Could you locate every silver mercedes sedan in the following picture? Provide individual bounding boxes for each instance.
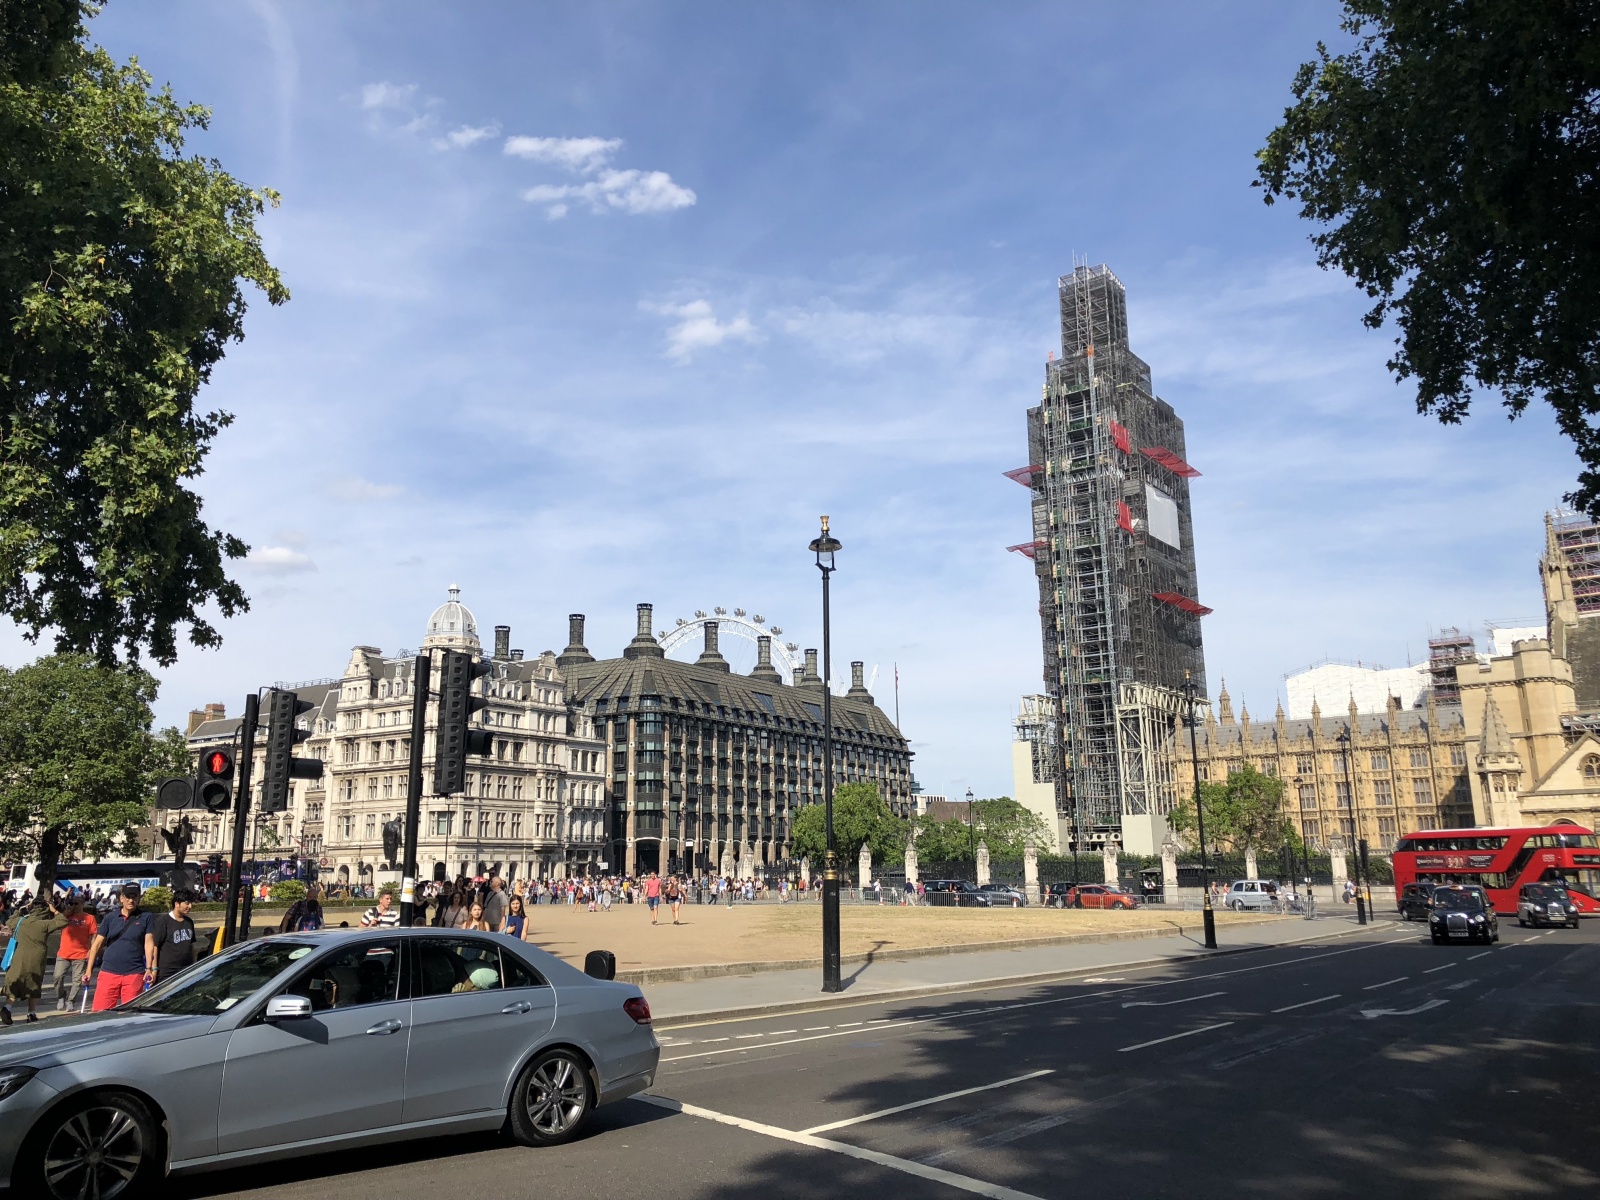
[0,928,659,1199]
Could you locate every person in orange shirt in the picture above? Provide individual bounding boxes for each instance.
[54,893,97,1011]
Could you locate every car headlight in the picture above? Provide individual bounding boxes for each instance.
[0,1066,38,1102]
[1469,914,1485,923]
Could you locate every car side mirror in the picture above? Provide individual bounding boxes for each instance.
[265,994,314,1022]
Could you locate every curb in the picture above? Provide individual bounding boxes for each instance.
[617,913,1293,987]
[651,917,1393,1029]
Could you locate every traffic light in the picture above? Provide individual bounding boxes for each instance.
[156,776,195,810]
[434,649,494,795]
[197,747,235,814]
[262,688,323,813]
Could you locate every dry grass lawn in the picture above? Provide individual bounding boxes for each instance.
[515,899,1287,972]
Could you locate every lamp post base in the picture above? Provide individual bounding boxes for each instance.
[1355,892,1368,925]
[1201,894,1218,949]
[821,868,841,992]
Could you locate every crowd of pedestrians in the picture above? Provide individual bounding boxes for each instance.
[1,882,197,1025]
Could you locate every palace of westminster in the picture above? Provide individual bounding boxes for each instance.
[184,592,913,883]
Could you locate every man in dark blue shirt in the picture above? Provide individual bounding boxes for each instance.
[84,884,156,1010]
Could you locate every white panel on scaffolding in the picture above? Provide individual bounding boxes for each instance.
[1145,484,1180,548]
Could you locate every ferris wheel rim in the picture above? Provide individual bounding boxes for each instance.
[657,611,803,677]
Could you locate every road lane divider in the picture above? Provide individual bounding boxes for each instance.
[1117,1022,1235,1052]
[635,1094,1050,1200]
[1359,998,1449,1020]
[1121,990,1225,1009]
[1362,976,1408,990]
[1271,993,1341,1013]
[1422,963,1457,974]
[800,1069,1055,1135]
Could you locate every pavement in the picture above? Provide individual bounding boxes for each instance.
[130,908,1600,1200]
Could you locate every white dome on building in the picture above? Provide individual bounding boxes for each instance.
[422,584,480,651]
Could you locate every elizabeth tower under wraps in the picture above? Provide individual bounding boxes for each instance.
[1011,265,1209,852]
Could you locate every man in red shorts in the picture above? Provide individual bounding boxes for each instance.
[84,884,156,1010]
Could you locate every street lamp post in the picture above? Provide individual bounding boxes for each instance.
[1338,727,1368,926]
[810,516,843,993]
[966,787,976,869]
[1184,671,1218,949]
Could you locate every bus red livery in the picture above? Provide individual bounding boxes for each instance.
[1392,825,1600,916]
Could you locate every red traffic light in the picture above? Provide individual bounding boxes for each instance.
[205,749,233,777]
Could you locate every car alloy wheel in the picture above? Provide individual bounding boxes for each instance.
[510,1049,596,1147]
[30,1095,157,1200]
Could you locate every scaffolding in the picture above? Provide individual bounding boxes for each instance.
[1014,694,1057,786]
[1552,509,1600,615]
[1021,265,1208,837]
[1427,627,1476,704]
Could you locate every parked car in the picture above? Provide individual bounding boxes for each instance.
[1429,883,1500,944]
[978,883,1027,907]
[1398,881,1436,921]
[0,929,659,1199]
[1223,880,1280,911]
[1048,884,1140,910]
[1517,882,1581,928]
[922,880,993,907]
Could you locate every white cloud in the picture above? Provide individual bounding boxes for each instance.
[503,135,622,173]
[522,169,697,218]
[360,81,417,111]
[435,122,501,151]
[651,299,759,362]
[244,546,317,574]
[327,477,403,502]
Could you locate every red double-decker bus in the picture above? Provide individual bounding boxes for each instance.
[1392,825,1600,916]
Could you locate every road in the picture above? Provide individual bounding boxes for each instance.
[172,919,1600,1200]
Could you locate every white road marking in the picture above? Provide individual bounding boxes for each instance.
[700,1037,729,1043]
[1468,951,1492,961]
[803,1026,830,1031]
[1122,990,1225,1009]
[663,1021,918,1061]
[768,1029,797,1035]
[636,1094,1049,1200]
[1360,999,1448,1020]
[1118,1022,1235,1053]
[1082,977,1126,983]
[1362,976,1408,990]
[735,1034,765,1040]
[1271,993,1340,1013]
[1422,963,1457,974]
[1443,980,1474,991]
[800,1069,1055,1135]
[836,1022,863,1028]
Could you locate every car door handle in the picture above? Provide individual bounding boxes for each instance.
[365,1018,404,1035]
[501,1001,533,1015]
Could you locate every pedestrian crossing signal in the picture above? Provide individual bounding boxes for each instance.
[198,748,235,813]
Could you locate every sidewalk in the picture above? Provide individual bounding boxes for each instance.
[645,911,1396,1027]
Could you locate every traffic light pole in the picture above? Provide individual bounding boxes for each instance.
[400,653,431,926]
[222,693,259,949]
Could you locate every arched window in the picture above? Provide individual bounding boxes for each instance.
[1583,755,1600,781]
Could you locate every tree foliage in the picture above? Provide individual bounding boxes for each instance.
[1,1,287,664]
[1168,764,1296,856]
[912,797,1054,861]
[0,654,181,886]
[1257,1,1600,515]
[789,782,909,866]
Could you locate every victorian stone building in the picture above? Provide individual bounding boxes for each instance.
[185,588,607,885]
[180,590,912,882]
[1173,508,1600,853]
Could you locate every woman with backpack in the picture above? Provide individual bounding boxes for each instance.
[277,885,326,934]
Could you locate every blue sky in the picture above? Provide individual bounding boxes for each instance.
[4,1,1575,799]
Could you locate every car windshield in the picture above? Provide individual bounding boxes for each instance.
[1433,890,1485,912]
[1523,885,1561,901]
[124,940,319,1015]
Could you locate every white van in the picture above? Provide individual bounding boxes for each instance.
[1224,879,1279,911]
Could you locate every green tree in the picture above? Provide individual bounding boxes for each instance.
[0,653,179,887]
[789,782,908,866]
[1169,765,1295,857]
[1257,1,1600,516]
[971,797,1053,858]
[911,816,979,862]
[1,1,287,664]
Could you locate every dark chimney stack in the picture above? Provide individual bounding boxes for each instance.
[494,624,511,660]
[696,620,731,672]
[511,649,524,662]
[624,602,665,659]
[557,613,595,669]
[846,660,873,701]
[750,634,783,685]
